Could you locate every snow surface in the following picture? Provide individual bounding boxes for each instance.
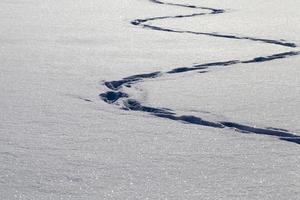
[0,0,300,199]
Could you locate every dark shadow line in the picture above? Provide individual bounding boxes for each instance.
[104,50,299,90]
[99,0,300,145]
[119,99,300,145]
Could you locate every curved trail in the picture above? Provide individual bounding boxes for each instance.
[100,0,300,145]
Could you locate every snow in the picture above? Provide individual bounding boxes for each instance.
[0,0,300,199]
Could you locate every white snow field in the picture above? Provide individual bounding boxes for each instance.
[1,0,300,199]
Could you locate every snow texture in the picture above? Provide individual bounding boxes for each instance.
[1,0,300,199]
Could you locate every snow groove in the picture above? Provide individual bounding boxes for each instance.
[100,0,300,145]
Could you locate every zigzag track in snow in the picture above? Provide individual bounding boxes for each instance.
[100,0,300,145]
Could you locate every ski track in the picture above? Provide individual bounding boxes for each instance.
[100,0,300,145]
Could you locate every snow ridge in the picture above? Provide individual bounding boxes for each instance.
[100,0,300,145]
